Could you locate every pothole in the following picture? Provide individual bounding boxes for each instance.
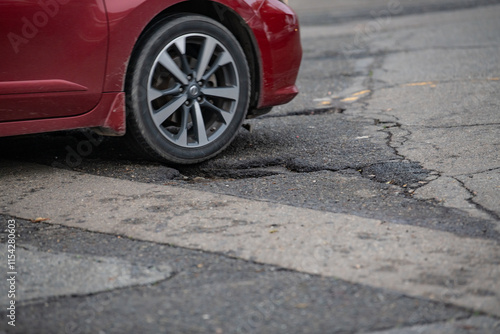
[259,107,345,118]
[359,161,432,189]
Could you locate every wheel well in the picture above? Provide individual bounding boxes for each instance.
[128,0,261,112]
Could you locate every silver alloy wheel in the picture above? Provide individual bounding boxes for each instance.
[147,33,240,148]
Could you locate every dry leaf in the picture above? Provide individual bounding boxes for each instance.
[31,217,49,223]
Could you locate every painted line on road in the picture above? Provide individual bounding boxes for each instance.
[340,89,371,102]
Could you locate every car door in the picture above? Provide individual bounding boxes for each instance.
[0,0,108,122]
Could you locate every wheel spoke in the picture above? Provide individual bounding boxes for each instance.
[148,84,182,101]
[174,36,186,55]
[152,94,187,127]
[202,51,233,81]
[158,52,189,85]
[203,100,233,124]
[192,101,209,145]
[196,37,217,81]
[174,36,191,72]
[175,105,190,146]
[202,86,239,100]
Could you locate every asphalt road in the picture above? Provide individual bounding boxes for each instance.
[1,1,500,333]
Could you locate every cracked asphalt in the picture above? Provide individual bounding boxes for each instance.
[1,0,500,333]
[0,217,476,334]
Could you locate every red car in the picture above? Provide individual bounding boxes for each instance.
[0,0,301,164]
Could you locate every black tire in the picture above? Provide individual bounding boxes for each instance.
[126,14,250,164]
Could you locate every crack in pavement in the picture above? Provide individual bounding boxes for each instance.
[257,106,345,119]
[19,272,180,308]
[455,166,500,177]
[339,15,500,222]
[358,105,500,222]
[452,176,500,221]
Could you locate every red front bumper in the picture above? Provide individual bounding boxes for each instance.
[246,0,302,108]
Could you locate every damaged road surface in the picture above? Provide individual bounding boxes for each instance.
[1,1,500,333]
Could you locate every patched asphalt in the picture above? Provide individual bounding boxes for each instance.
[1,216,473,334]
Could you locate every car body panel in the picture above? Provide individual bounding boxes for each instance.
[250,0,301,107]
[0,92,125,137]
[0,0,301,137]
[0,0,108,122]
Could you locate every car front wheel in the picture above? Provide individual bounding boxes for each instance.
[126,14,250,164]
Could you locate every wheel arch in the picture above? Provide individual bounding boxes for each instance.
[119,0,262,117]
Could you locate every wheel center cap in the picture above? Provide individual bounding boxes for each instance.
[188,85,200,97]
